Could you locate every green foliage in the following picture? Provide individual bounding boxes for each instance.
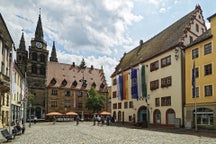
[85,87,105,113]
[27,91,34,106]
[79,58,86,69]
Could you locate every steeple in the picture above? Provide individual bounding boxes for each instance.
[18,31,26,50]
[50,41,58,62]
[35,12,44,42]
[16,31,28,75]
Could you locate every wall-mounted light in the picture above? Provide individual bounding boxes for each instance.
[174,47,179,60]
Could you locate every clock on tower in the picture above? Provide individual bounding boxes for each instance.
[36,42,42,48]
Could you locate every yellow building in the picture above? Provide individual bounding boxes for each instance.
[0,13,14,128]
[185,13,216,129]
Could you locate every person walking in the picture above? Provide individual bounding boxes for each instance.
[106,115,110,126]
[34,116,37,124]
[93,114,96,126]
[76,115,80,125]
[53,116,56,125]
[97,115,101,126]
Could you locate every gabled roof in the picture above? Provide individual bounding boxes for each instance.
[111,6,202,77]
[187,29,212,47]
[0,13,14,46]
[46,62,108,92]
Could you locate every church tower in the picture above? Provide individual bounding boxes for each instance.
[49,41,58,62]
[16,32,28,75]
[27,13,49,119]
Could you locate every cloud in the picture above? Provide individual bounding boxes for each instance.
[0,0,144,85]
[159,7,167,13]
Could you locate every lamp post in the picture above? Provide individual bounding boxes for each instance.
[29,102,32,127]
[145,99,150,128]
[79,67,87,121]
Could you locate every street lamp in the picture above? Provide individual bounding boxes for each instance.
[29,102,32,127]
[79,67,87,121]
[145,96,150,128]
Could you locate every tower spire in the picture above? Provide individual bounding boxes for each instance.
[19,30,26,50]
[35,8,44,42]
[50,41,58,62]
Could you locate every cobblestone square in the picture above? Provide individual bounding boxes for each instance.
[1,122,215,144]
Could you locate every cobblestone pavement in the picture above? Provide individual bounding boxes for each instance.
[0,122,216,144]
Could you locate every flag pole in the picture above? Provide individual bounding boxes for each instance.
[193,61,198,131]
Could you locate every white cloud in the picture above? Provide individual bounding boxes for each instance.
[0,0,144,86]
[159,7,167,13]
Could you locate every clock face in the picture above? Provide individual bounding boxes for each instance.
[36,42,42,48]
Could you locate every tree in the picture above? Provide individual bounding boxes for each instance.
[85,87,105,113]
[27,92,34,106]
[79,58,86,69]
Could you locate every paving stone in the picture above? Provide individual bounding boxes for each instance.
[1,122,215,144]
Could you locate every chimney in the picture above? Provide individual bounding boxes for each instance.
[140,40,143,46]
[72,62,75,67]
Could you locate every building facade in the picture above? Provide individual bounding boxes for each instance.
[16,14,48,119]
[111,5,206,127]
[0,13,14,128]
[185,13,216,129]
[16,13,108,120]
[46,59,108,119]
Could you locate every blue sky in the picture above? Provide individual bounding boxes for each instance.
[0,0,215,86]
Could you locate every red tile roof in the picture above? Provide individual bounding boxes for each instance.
[46,62,108,92]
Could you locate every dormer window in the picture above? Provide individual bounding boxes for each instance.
[50,78,56,85]
[62,79,67,86]
[82,80,87,88]
[72,80,77,87]
[92,82,96,88]
[100,83,105,89]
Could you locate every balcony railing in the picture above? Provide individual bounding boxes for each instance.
[0,73,10,93]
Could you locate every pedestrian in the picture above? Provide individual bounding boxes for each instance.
[97,115,101,126]
[34,116,37,124]
[53,116,56,124]
[106,115,110,126]
[76,115,80,125]
[93,114,96,126]
[101,116,104,126]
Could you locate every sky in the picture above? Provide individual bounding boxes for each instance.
[0,0,215,86]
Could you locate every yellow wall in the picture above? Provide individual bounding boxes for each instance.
[185,15,216,105]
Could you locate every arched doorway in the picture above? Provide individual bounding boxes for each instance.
[154,109,161,125]
[166,108,175,125]
[118,111,121,122]
[35,107,41,119]
[137,106,149,127]
[113,111,116,119]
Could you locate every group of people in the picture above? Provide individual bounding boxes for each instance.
[12,121,25,135]
[93,115,112,126]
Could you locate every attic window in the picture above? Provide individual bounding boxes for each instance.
[62,79,67,86]
[72,80,77,87]
[100,83,105,89]
[92,82,96,88]
[50,78,56,85]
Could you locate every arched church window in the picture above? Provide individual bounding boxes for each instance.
[40,54,45,62]
[40,66,45,75]
[32,52,37,61]
[22,56,25,61]
[32,65,37,74]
